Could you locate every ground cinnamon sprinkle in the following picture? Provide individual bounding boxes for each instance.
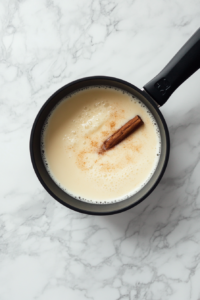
[77,150,88,171]
[110,121,116,128]
[91,140,98,147]
[76,111,143,171]
[102,131,109,137]
[126,154,132,162]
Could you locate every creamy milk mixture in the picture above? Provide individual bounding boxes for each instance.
[41,87,161,203]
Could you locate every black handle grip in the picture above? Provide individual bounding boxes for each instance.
[143,28,200,106]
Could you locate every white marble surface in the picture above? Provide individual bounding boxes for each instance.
[1,0,200,299]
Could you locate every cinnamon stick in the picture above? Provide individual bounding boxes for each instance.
[99,115,143,153]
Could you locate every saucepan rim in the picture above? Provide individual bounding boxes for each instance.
[30,75,170,215]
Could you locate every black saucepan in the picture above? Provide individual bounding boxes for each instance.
[30,28,200,215]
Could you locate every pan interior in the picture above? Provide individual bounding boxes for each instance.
[30,77,169,215]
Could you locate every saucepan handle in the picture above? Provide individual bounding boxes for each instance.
[143,28,200,106]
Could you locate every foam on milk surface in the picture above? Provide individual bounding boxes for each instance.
[41,86,161,204]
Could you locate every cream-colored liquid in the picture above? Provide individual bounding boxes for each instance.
[41,87,161,203]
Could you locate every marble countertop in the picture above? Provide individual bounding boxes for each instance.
[1,0,200,299]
